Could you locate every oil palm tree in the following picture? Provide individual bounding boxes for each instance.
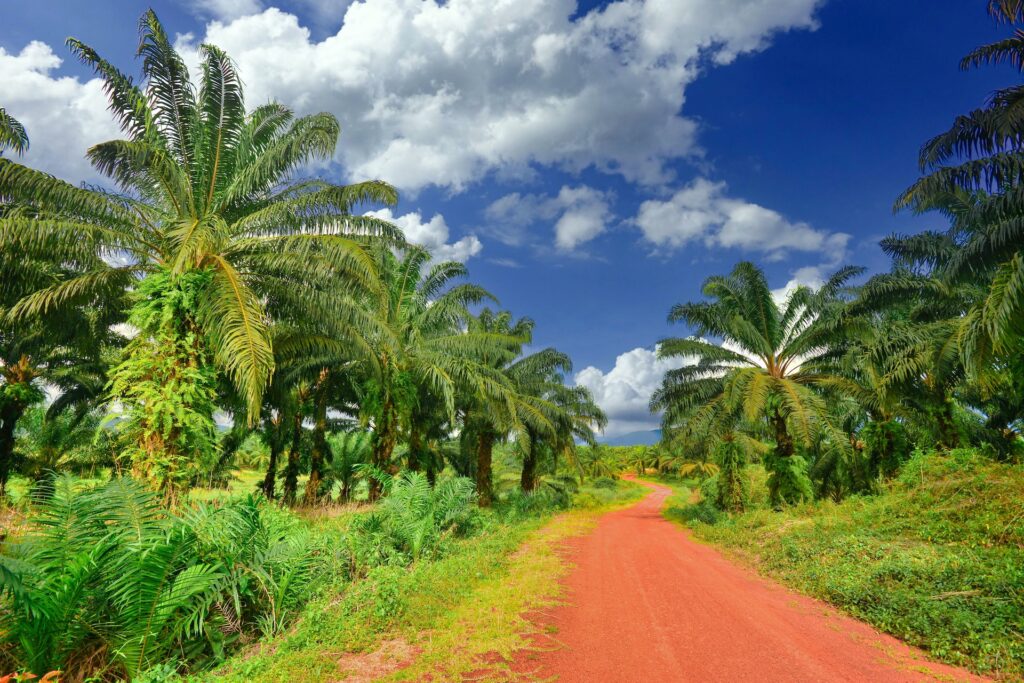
[896,5,1024,385]
[0,10,400,422]
[652,262,861,505]
[515,357,606,492]
[458,309,560,505]
[0,107,28,156]
[348,246,519,499]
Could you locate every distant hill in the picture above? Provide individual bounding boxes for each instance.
[599,429,661,447]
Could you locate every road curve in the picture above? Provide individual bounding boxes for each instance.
[513,479,989,683]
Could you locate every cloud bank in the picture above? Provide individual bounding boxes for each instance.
[2,0,822,190]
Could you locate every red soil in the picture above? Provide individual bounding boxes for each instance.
[512,479,990,683]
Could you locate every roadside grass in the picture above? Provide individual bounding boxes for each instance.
[666,450,1024,679]
[197,477,644,682]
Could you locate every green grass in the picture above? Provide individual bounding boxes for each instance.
[195,476,644,682]
[669,450,1024,680]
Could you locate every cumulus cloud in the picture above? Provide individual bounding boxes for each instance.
[3,0,822,191]
[770,264,828,303]
[172,0,822,192]
[367,208,482,263]
[575,346,692,438]
[0,42,118,182]
[634,178,849,262]
[484,185,612,251]
[188,0,264,21]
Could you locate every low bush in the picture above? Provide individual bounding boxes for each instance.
[347,472,479,572]
[0,477,329,681]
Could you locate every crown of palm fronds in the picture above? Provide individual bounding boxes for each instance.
[895,11,1024,377]
[0,107,28,156]
[653,261,861,449]
[0,10,402,419]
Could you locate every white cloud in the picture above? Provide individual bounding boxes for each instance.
[634,178,849,262]
[188,0,264,21]
[770,264,827,304]
[173,0,822,192]
[3,0,822,191]
[0,42,118,182]
[484,184,612,251]
[367,208,482,263]
[575,345,692,438]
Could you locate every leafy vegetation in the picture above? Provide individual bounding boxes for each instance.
[668,450,1024,678]
[2,2,1024,681]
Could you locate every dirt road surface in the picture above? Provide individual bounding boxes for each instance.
[513,479,989,683]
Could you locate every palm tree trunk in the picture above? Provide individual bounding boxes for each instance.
[936,398,960,451]
[520,434,538,492]
[304,375,329,504]
[261,414,283,499]
[476,429,495,506]
[369,396,398,501]
[0,400,26,499]
[283,410,302,505]
[771,408,794,458]
[262,439,280,499]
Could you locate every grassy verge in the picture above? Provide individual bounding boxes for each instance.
[198,477,644,682]
[663,451,1024,679]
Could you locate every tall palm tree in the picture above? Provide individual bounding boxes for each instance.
[0,10,400,421]
[896,5,1024,384]
[513,353,605,492]
[346,246,519,499]
[863,193,1012,450]
[0,107,28,156]
[652,262,861,506]
[458,309,554,505]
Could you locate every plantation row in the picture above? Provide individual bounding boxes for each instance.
[0,10,604,509]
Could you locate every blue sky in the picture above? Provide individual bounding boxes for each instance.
[0,0,1010,436]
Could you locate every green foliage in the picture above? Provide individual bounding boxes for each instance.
[0,477,327,679]
[862,420,912,480]
[14,405,107,482]
[764,451,814,507]
[680,450,1024,677]
[348,472,479,570]
[713,439,748,512]
[0,107,29,156]
[107,271,219,500]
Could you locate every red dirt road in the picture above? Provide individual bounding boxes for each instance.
[515,480,989,683]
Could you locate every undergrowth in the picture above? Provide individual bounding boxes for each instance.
[670,449,1024,679]
[196,476,643,681]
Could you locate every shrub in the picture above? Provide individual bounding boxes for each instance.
[0,477,323,679]
[713,439,747,512]
[348,472,478,571]
[764,452,814,507]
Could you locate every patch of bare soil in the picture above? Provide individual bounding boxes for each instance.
[333,638,420,683]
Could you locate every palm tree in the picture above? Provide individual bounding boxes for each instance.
[896,5,1024,386]
[458,309,558,505]
[515,359,606,492]
[652,262,861,506]
[0,263,122,498]
[861,198,999,450]
[346,246,519,499]
[0,107,28,156]
[0,10,400,422]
